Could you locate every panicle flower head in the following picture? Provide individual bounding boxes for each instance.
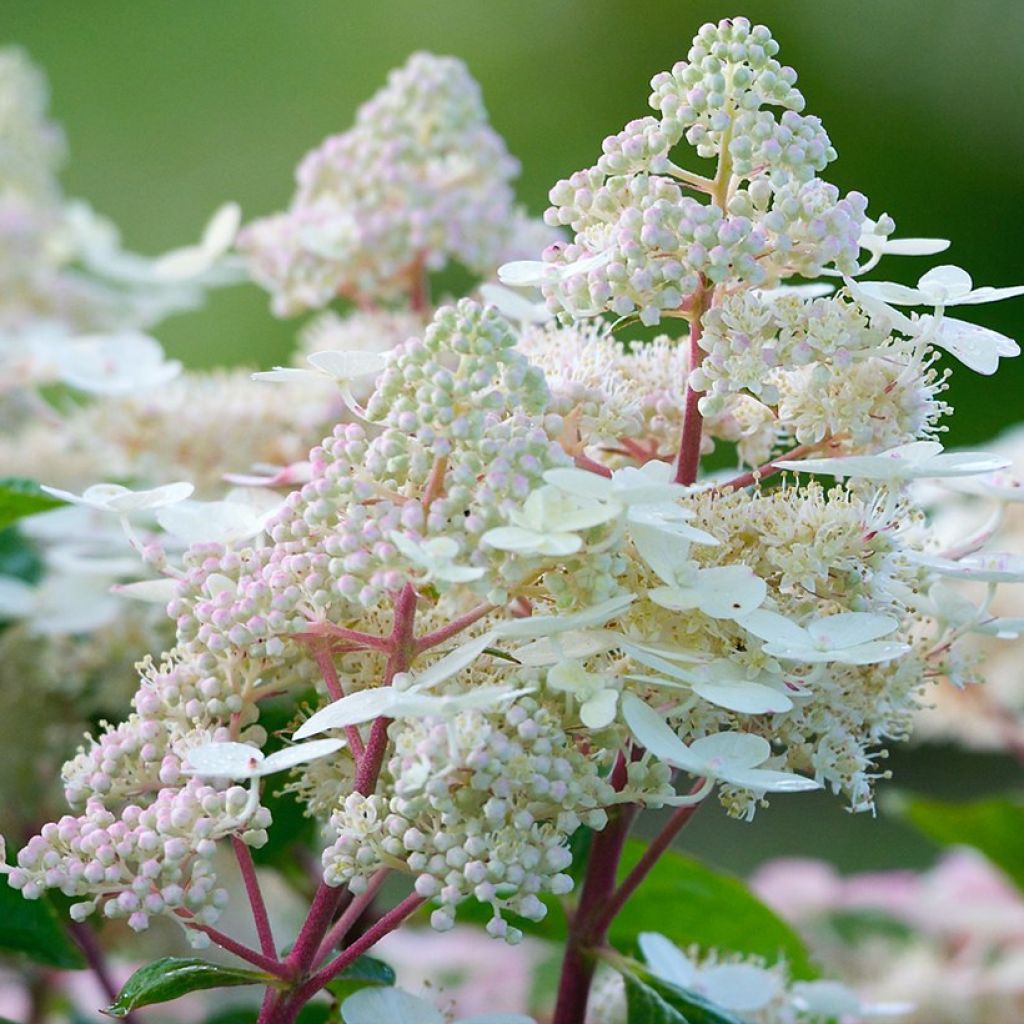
[239,53,523,315]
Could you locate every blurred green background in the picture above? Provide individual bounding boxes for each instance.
[4,0,1023,874]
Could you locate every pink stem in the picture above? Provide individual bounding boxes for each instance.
[309,642,366,760]
[415,602,496,654]
[232,836,276,959]
[295,622,392,652]
[290,894,426,1010]
[594,781,706,934]
[551,757,637,1024]
[184,921,291,978]
[673,288,709,486]
[313,868,390,966]
[259,584,420,1023]
[574,452,613,477]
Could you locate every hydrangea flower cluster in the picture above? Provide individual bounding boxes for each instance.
[239,52,547,316]
[2,18,1023,1024]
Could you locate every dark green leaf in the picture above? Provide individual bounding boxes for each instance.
[642,975,745,1024]
[203,1007,332,1024]
[324,954,395,1002]
[0,526,43,584]
[888,792,1024,892]
[251,784,316,869]
[105,957,278,1017]
[609,840,817,980]
[0,883,85,969]
[0,478,63,532]
[624,972,692,1024]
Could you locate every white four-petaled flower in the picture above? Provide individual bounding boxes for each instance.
[640,932,784,1014]
[622,693,820,793]
[482,485,618,556]
[741,609,909,665]
[341,987,534,1024]
[389,532,485,584]
[183,738,344,780]
[775,441,1008,481]
[856,265,1024,308]
[547,659,620,728]
[41,481,195,514]
[60,332,182,395]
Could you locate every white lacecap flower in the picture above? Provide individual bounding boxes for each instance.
[59,332,182,395]
[622,693,820,793]
[856,264,1024,308]
[639,932,784,1014]
[543,464,720,546]
[512,628,622,666]
[111,578,180,604]
[482,484,619,556]
[621,641,792,714]
[906,550,1024,583]
[294,673,534,739]
[941,468,1024,502]
[847,276,1019,375]
[498,250,612,289]
[754,282,835,301]
[156,491,283,546]
[153,202,241,281]
[341,987,534,1024]
[648,564,768,621]
[252,349,387,420]
[41,481,195,514]
[856,217,949,260]
[775,440,1009,481]
[790,980,914,1019]
[0,571,121,636]
[389,532,485,584]
[741,609,909,665]
[547,659,620,728]
[182,738,345,780]
[492,593,636,640]
[478,283,552,326]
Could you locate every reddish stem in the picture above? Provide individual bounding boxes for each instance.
[415,602,496,654]
[259,584,420,1024]
[295,622,392,652]
[574,452,613,477]
[232,836,276,959]
[673,289,709,486]
[551,757,637,1024]
[309,641,365,760]
[184,921,291,978]
[313,869,390,966]
[714,441,824,492]
[595,782,706,934]
[289,894,426,1012]
[409,253,431,315]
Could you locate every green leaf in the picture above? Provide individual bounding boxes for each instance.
[624,972,692,1024]
[106,957,279,1017]
[0,883,85,969]
[609,840,817,980]
[888,792,1024,892]
[0,478,63,532]
[641,975,745,1024]
[0,526,43,584]
[324,954,396,1002]
[203,1007,332,1024]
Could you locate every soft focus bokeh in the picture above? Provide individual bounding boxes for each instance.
[3,0,1022,877]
